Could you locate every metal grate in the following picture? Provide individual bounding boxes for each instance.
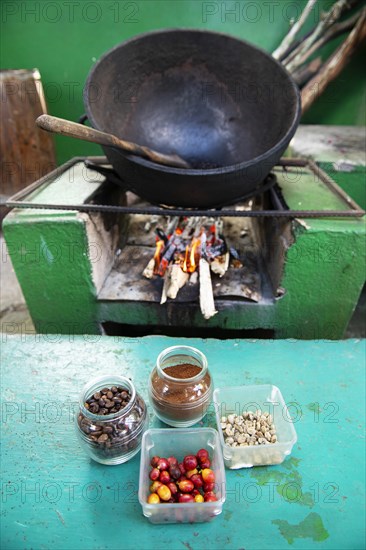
[6,157,365,218]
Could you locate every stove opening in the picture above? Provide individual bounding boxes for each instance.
[86,172,292,335]
[102,322,275,340]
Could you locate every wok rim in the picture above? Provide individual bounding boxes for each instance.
[84,28,302,176]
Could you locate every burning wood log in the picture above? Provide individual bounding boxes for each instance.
[199,233,217,320]
[199,258,218,320]
[142,238,164,280]
[166,216,180,236]
[210,252,230,278]
[189,272,198,285]
[157,243,176,276]
[142,258,155,279]
[160,264,172,305]
[167,264,189,299]
[143,216,247,318]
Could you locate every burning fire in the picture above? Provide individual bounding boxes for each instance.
[151,221,233,278]
[153,239,165,273]
[183,238,201,273]
[142,217,245,320]
[142,217,246,320]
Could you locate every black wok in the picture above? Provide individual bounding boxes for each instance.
[84,29,301,208]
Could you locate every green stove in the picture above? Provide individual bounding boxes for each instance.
[3,150,365,340]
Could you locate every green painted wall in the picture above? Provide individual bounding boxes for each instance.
[1,0,365,165]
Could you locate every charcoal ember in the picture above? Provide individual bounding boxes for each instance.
[229,246,241,260]
[229,246,243,268]
[207,240,227,260]
[155,227,168,244]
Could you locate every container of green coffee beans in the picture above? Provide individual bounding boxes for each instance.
[76,375,148,465]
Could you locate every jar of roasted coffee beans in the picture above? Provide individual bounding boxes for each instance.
[148,346,213,428]
[76,375,148,465]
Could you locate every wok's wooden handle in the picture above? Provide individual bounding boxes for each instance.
[36,114,190,169]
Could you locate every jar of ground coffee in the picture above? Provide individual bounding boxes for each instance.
[148,346,212,427]
[76,375,148,465]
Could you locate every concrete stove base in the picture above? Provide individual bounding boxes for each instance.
[2,145,365,339]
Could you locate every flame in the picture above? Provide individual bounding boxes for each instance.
[190,238,200,271]
[183,245,189,272]
[182,238,201,273]
[153,239,165,272]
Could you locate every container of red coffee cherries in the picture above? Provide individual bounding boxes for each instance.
[138,428,226,523]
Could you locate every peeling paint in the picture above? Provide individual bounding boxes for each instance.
[250,457,314,508]
[272,512,329,545]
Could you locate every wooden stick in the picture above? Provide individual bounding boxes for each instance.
[301,8,366,112]
[278,28,314,62]
[284,0,349,71]
[210,252,230,278]
[142,258,155,279]
[273,0,318,60]
[199,233,217,320]
[199,258,218,320]
[167,265,189,299]
[292,57,322,87]
[36,115,190,169]
[287,9,361,73]
[160,265,172,305]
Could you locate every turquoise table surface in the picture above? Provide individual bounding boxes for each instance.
[1,336,365,550]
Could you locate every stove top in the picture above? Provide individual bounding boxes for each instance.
[6,157,364,219]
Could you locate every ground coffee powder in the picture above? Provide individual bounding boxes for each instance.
[150,362,212,423]
[163,363,202,379]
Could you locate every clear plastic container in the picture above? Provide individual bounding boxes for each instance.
[138,428,226,524]
[76,375,148,465]
[148,346,213,427]
[213,385,297,469]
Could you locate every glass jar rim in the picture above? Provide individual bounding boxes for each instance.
[156,345,208,383]
[79,374,136,421]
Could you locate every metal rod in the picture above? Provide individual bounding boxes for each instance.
[6,156,365,219]
[5,200,364,218]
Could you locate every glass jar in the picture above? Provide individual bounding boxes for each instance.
[148,345,212,428]
[76,375,148,465]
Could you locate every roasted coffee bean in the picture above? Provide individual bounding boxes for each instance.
[77,391,146,461]
[85,386,132,417]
